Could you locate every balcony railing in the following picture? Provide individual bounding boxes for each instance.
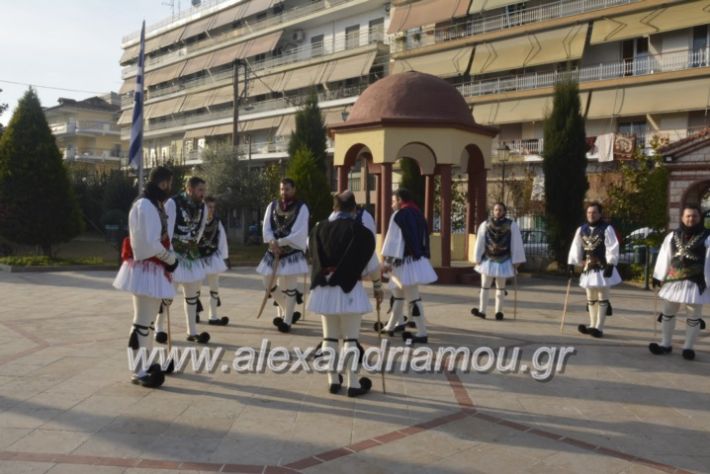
[137,84,366,133]
[122,0,360,72]
[63,148,126,160]
[508,138,543,155]
[123,32,384,105]
[392,0,637,53]
[457,49,710,97]
[51,120,120,135]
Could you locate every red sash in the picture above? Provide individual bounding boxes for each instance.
[121,236,171,267]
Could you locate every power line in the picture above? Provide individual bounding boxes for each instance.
[0,79,105,95]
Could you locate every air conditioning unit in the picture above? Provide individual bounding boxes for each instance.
[290,29,305,44]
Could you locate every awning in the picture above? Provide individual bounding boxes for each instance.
[591,0,710,45]
[277,114,295,136]
[240,0,276,20]
[387,0,471,34]
[182,15,216,42]
[281,63,327,91]
[471,24,588,75]
[181,53,214,77]
[119,80,135,95]
[117,110,133,125]
[209,43,245,69]
[210,5,243,32]
[119,44,140,64]
[180,89,214,112]
[473,92,589,124]
[157,26,186,50]
[469,0,524,14]
[185,126,214,139]
[242,116,281,131]
[241,31,283,59]
[208,85,234,107]
[586,79,710,119]
[145,61,186,86]
[211,124,234,136]
[323,50,378,83]
[247,71,285,97]
[392,46,473,77]
[145,96,185,119]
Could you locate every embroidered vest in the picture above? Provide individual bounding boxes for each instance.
[484,218,512,263]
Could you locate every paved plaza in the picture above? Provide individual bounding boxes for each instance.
[0,268,708,473]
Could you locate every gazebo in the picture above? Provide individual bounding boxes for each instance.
[329,71,498,283]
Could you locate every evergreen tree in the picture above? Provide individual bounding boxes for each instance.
[287,91,328,172]
[0,88,7,138]
[398,157,425,208]
[0,89,83,257]
[542,78,589,265]
[286,146,331,225]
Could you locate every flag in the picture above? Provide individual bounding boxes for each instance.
[128,21,145,171]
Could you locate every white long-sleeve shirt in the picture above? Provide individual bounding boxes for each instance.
[164,197,207,244]
[653,232,710,285]
[128,199,169,261]
[568,225,619,266]
[262,201,310,252]
[473,220,526,265]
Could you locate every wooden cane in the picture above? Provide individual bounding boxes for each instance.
[376,299,386,394]
[164,301,175,374]
[302,272,308,321]
[257,254,280,319]
[513,271,518,321]
[560,278,572,333]
[653,288,659,337]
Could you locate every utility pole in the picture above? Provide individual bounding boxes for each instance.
[232,59,240,149]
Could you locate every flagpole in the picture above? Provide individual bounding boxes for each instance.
[129,20,146,189]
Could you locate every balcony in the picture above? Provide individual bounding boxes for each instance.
[392,0,637,53]
[457,49,710,97]
[134,83,368,135]
[63,148,126,161]
[122,0,366,73]
[508,138,544,156]
[51,121,120,136]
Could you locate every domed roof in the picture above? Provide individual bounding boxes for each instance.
[342,71,477,130]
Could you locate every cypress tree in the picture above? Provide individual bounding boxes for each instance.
[542,78,589,265]
[286,146,331,225]
[398,157,425,208]
[0,89,83,257]
[287,91,328,172]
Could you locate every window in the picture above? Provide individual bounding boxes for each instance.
[368,18,384,43]
[692,25,709,67]
[617,120,646,148]
[311,34,324,57]
[345,25,360,50]
[622,37,649,76]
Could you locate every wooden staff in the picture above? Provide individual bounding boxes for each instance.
[376,299,386,394]
[560,277,572,333]
[513,271,518,320]
[256,254,280,319]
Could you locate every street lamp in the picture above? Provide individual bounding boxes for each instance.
[496,142,510,202]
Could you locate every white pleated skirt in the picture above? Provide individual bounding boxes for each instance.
[172,258,207,284]
[201,252,227,275]
[579,268,622,289]
[113,259,176,299]
[660,280,710,305]
[256,251,309,276]
[307,282,372,315]
[388,256,438,289]
[475,259,515,278]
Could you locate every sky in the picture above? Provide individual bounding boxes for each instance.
[0,0,188,125]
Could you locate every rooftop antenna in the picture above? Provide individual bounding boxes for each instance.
[161,0,181,20]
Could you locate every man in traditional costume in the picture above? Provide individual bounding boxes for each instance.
[471,202,526,320]
[155,176,210,344]
[309,191,383,396]
[256,178,309,333]
[196,196,229,326]
[650,205,709,360]
[113,166,177,388]
[567,202,621,338]
[380,188,437,343]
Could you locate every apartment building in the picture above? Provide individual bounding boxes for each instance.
[118,0,390,177]
[46,93,125,173]
[389,0,710,202]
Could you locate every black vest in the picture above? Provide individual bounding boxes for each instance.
[581,223,608,271]
[309,217,375,293]
[666,227,709,292]
[393,206,430,261]
[268,199,306,256]
[484,218,512,262]
[198,217,221,257]
[171,193,204,260]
